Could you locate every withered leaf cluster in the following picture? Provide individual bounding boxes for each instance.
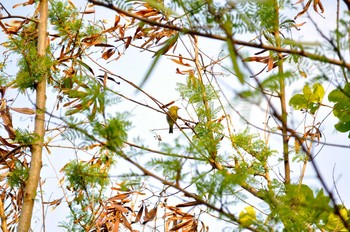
[294,0,324,19]
[92,185,207,231]
[0,86,35,231]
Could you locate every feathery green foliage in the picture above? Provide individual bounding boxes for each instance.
[1,0,350,231]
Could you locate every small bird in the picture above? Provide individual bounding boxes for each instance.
[166,106,180,134]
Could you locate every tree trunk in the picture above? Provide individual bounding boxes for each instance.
[17,0,48,231]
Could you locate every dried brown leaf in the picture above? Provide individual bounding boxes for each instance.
[294,0,312,19]
[143,207,157,223]
[44,198,63,206]
[94,43,115,48]
[175,209,191,217]
[121,213,132,230]
[313,0,324,13]
[12,0,35,8]
[140,37,154,49]
[200,221,208,232]
[168,215,194,221]
[119,26,125,39]
[111,187,122,191]
[143,11,160,18]
[170,219,193,231]
[102,26,118,34]
[63,98,79,107]
[178,54,191,66]
[176,201,201,208]
[67,0,76,8]
[243,55,270,63]
[134,203,144,223]
[0,99,6,112]
[102,48,116,60]
[0,147,8,156]
[0,137,16,148]
[0,87,6,98]
[267,57,274,71]
[81,34,101,46]
[112,218,120,232]
[165,219,171,232]
[10,107,35,115]
[1,108,15,139]
[134,24,145,38]
[176,68,193,75]
[112,204,129,213]
[71,104,83,111]
[318,0,324,13]
[44,144,51,155]
[114,15,121,28]
[125,36,132,49]
[171,54,191,67]
[122,198,132,204]
[59,45,66,60]
[292,21,306,30]
[135,9,156,16]
[109,193,131,201]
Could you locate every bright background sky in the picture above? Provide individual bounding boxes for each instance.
[1,1,350,231]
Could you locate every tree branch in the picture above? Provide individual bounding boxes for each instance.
[17,0,48,231]
[120,151,263,232]
[89,0,350,70]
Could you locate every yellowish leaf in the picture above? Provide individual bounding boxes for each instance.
[238,206,256,227]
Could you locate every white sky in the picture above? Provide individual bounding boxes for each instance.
[1,1,350,231]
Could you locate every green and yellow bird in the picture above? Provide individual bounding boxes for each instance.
[166,106,180,134]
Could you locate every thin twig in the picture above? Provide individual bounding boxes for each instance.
[89,0,350,70]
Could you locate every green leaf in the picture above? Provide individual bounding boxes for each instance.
[290,83,325,111]
[227,38,244,83]
[152,33,179,58]
[75,59,94,75]
[328,89,345,102]
[309,102,320,114]
[329,83,350,102]
[333,108,350,122]
[289,94,308,110]
[140,33,179,88]
[334,121,350,133]
[328,84,350,135]
[345,83,350,94]
[145,0,175,16]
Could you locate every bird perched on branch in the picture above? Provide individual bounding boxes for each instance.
[166,106,180,134]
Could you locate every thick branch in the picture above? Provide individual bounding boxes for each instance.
[0,198,8,232]
[89,0,350,70]
[272,0,290,184]
[17,0,48,231]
